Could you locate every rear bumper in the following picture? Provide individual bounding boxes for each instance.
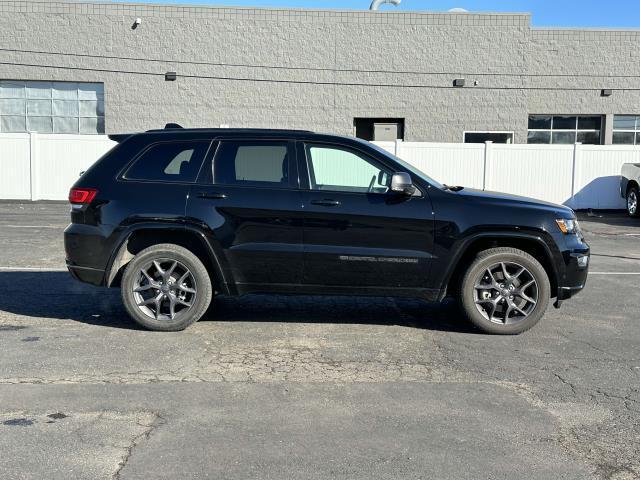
[67,263,105,286]
[65,222,113,286]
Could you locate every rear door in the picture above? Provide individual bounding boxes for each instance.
[298,141,434,290]
[187,138,304,291]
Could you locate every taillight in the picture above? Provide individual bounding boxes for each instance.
[69,188,98,204]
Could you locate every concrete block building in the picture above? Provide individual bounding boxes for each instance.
[0,0,639,144]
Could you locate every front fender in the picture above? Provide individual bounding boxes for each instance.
[433,229,562,301]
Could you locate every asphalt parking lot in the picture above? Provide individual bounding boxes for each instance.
[0,202,639,480]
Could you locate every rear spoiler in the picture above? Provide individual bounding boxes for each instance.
[108,134,133,143]
[109,123,183,143]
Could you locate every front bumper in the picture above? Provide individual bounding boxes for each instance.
[554,241,590,306]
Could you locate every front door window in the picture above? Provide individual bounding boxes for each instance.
[305,144,391,194]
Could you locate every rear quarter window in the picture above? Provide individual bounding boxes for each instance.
[123,140,211,183]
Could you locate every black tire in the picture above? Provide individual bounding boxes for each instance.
[627,187,639,218]
[459,247,550,335]
[121,243,212,331]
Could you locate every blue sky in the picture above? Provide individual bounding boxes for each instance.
[122,0,640,28]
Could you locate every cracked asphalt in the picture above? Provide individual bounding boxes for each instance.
[0,202,638,479]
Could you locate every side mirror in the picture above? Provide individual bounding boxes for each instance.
[390,172,416,196]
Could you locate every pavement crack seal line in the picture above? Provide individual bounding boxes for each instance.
[113,412,166,480]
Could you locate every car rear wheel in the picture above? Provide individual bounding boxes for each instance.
[121,243,212,331]
[627,187,639,218]
[459,247,550,335]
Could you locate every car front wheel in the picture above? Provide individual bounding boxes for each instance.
[121,243,212,331]
[460,247,550,335]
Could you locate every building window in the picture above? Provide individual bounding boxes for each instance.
[464,132,514,144]
[612,115,640,145]
[354,118,405,141]
[0,81,104,134]
[527,115,602,145]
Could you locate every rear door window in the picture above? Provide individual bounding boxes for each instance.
[124,141,211,182]
[212,140,294,188]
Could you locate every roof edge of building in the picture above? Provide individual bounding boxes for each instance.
[0,1,532,21]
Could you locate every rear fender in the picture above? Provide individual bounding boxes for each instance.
[105,222,234,294]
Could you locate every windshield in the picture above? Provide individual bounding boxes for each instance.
[364,141,446,190]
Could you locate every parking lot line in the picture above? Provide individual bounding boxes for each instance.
[0,267,67,271]
[2,225,64,228]
[589,272,640,275]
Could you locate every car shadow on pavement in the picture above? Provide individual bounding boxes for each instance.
[577,210,639,233]
[0,271,475,333]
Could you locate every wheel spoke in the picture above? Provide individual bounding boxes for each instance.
[513,266,526,279]
[165,261,178,279]
[134,284,154,293]
[168,295,177,319]
[476,297,499,320]
[154,294,164,320]
[176,298,193,308]
[137,296,156,307]
[520,279,535,291]
[504,302,514,322]
[177,271,190,285]
[518,292,537,305]
[500,262,510,280]
[177,284,196,294]
[153,260,165,276]
[141,268,155,283]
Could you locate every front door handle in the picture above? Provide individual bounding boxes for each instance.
[310,199,341,207]
[198,192,227,200]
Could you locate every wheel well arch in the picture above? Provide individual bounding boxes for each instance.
[445,235,558,299]
[627,179,639,194]
[106,227,227,293]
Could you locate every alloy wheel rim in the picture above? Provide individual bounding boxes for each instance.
[629,191,637,215]
[133,258,197,321]
[473,261,538,325]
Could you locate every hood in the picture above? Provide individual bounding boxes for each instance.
[455,188,575,217]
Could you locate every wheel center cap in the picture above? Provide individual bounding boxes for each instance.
[160,284,170,293]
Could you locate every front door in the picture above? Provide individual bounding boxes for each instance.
[187,138,304,291]
[298,141,434,291]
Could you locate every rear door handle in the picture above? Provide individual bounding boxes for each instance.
[198,192,227,200]
[310,199,341,207]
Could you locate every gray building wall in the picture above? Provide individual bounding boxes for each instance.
[0,1,639,142]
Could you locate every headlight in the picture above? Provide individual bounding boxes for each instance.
[556,218,580,235]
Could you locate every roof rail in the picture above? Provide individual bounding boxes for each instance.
[164,123,183,129]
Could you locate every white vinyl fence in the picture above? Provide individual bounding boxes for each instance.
[0,133,115,201]
[375,141,640,210]
[0,133,639,209]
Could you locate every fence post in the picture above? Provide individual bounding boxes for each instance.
[29,132,37,201]
[394,138,402,157]
[570,142,581,209]
[483,141,493,191]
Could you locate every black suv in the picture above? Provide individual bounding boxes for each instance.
[65,126,590,334]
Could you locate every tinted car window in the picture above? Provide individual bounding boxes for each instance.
[213,141,291,187]
[124,141,210,182]
[305,144,391,194]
